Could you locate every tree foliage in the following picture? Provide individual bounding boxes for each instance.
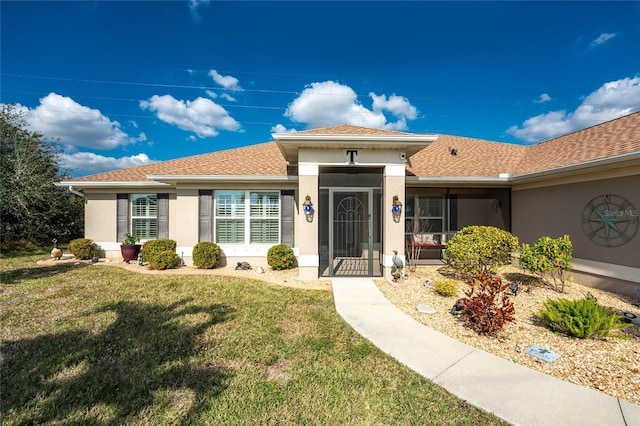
[0,104,84,246]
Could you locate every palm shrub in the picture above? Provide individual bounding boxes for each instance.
[68,238,97,260]
[446,226,519,277]
[539,297,630,339]
[519,235,573,292]
[461,272,516,336]
[192,242,222,269]
[267,244,295,270]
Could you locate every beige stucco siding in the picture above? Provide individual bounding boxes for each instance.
[84,191,118,243]
[512,174,639,268]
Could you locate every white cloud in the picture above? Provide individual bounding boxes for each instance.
[188,0,210,21]
[59,152,154,175]
[208,69,242,91]
[284,81,418,130]
[140,94,241,138]
[271,124,297,133]
[507,76,640,143]
[533,93,552,104]
[591,32,617,47]
[21,93,136,150]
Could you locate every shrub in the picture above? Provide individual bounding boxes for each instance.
[141,239,177,263]
[433,278,459,297]
[148,249,179,270]
[192,242,222,269]
[520,235,573,292]
[461,272,516,336]
[539,297,630,339]
[267,244,295,271]
[68,238,97,260]
[446,226,519,277]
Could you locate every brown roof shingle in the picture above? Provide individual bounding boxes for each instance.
[65,112,640,184]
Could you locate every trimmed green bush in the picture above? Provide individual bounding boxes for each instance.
[267,244,295,271]
[141,239,176,263]
[192,242,222,269]
[446,226,519,277]
[539,297,630,339]
[68,238,97,260]
[520,235,573,293]
[433,278,459,297]
[148,249,179,270]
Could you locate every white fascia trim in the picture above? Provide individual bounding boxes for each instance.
[571,257,640,284]
[57,181,171,188]
[146,175,297,183]
[511,151,640,182]
[273,133,438,143]
[297,255,319,267]
[385,164,407,177]
[406,176,513,184]
[298,164,319,176]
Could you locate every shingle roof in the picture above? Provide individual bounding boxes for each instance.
[64,112,640,184]
[69,141,289,182]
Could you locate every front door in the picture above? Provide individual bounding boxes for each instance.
[329,189,375,276]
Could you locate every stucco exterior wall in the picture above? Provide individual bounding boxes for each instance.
[84,191,118,246]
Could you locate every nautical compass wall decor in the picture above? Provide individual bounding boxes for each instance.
[581,194,639,247]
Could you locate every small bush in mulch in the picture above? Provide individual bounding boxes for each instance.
[462,272,516,336]
[538,297,631,339]
[68,238,97,260]
[267,244,295,271]
[192,242,222,269]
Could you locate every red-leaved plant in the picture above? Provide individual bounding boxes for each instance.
[462,272,516,336]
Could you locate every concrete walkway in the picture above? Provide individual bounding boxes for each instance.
[332,277,640,426]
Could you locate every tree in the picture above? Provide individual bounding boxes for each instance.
[0,104,84,246]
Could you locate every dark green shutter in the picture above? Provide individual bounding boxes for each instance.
[281,190,294,247]
[199,190,213,242]
[157,193,169,239]
[117,193,129,242]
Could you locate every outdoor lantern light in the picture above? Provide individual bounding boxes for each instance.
[303,195,314,222]
[392,195,402,223]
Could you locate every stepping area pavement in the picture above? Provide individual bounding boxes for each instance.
[331,277,640,426]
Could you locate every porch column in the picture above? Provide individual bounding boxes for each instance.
[298,163,319,280]
[383,164,406,281]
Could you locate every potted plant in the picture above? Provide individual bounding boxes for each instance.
[120,231,141,261]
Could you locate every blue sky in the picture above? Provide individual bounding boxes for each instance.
[2,1,640,177]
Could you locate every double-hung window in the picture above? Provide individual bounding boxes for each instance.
[215,191,279,244]
[131,194,158,240]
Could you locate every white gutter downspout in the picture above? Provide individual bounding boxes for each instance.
[67,186,85,198]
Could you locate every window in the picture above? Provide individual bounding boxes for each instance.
[131,194,158,240]
[405,195,444,235]
[215,191,280,244]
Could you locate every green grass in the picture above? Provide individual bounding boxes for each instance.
[1,250,507,425]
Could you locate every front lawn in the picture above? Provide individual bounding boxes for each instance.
[0,250,506,425]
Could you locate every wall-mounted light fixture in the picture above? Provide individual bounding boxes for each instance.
[392,195,403,223]
[303,195,314,222]
[492,200,500,212]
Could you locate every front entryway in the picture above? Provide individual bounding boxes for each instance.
[318,167,383,277]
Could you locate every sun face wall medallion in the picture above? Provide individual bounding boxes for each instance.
[581,194,639,247]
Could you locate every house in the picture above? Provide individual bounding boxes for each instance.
[60,112,640,297]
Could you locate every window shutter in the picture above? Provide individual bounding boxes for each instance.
[117,193,129,242]
[157,193,169,239]
[281,190,294,247]
[199,190,212,242]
